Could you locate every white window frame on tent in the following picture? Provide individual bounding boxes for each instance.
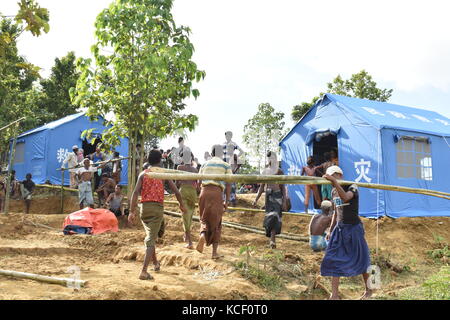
[396,136,432,181]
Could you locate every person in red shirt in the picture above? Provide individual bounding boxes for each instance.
[129,149,187,280]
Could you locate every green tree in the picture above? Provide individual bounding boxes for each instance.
[37,51,80,122]
[0,1,49,159]
[243,103,287,172]
[291,70,393,122]
[72,0,205,191]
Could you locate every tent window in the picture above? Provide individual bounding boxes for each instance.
[396,137,432,180]
[14,142,25,164]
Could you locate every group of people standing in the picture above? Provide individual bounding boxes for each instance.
[62,144,124,216]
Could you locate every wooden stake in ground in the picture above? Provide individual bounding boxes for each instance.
[0,269,87,288]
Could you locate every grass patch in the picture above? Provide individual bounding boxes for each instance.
[235,261,284,292]
[427,233,450,264]
[398,266,450,300]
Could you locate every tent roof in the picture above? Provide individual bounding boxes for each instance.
[282,94,450,142]
[17,112,87,138]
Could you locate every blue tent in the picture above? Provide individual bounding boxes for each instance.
[280,93,450,218]
[11,112,129,185]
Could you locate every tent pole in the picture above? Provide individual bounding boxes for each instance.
[60,169,64,214]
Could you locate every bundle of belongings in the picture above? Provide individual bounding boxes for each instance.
[63,207,119,235]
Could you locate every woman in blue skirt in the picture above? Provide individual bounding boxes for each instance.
[321,166,372,300]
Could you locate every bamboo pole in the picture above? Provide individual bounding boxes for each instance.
[163,210,309,242]
[163,200,311,217]
[145,172,450,200]
[57,156,131,172]
[0,269,87,287]
[0,117,26,132]
[60,169,64,214]
[36,184,78,192]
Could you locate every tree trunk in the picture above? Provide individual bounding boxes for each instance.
[127,132,134,201]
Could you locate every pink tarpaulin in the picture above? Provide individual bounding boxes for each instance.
[63,207,119,235]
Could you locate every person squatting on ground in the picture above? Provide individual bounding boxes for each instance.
[309,200,333,252]
[128,149,187,280]
[62,145,80,189]
[96,173,116,207]
[301,156,322,212]
[106,184,126,219]
[196,144,232,260]
[77,158,97,209]
[20,173,35,214]
[176,150,200,249]
[320,165,372,300]
[252,151,288,249]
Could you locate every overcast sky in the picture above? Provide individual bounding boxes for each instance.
[2,0,450,164]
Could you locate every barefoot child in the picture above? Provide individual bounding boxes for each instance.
[128,149,187,280]
[321,166,372,300]
[301,156,321,212]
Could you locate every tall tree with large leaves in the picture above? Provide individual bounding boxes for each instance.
[72,0,205,192]
[0,0,49,177]
[38,51,80,122]
[291,70,393,122]
[243,103,287,172]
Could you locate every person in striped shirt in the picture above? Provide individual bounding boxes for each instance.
[196,144,232,259]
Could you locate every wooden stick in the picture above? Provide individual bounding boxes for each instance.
[61,170,64,214]
[163,200,311,217]
[163,210,309,242]
[57,156,131,171]
[145,172,450,200]
[0,269,87,287]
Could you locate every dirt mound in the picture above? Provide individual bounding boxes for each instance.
[8,196,79,215]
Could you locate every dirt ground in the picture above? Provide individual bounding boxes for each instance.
[0,191,449,300]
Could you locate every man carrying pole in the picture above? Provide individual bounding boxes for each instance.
[196,144,232,259]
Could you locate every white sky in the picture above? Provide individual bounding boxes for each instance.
[2,0,450,164]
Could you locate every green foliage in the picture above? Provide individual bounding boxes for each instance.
[399,267,450,300]
[243,103,287,171]
[37,52,80,122]
[235,261,284,292]
[72,0,205,150]
[291,70,393,122]
[14,0,50,37]
[427,233,450,263]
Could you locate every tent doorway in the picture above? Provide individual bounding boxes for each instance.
[311,132,338,209]
[82,136,102,159]
[313,132,338,166]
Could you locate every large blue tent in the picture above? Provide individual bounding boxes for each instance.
[280,94,450,218]
[11,112,129,185]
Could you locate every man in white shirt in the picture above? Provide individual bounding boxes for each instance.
[77,158,97,209]
[173,137,194,168]
[62,145,80,189]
